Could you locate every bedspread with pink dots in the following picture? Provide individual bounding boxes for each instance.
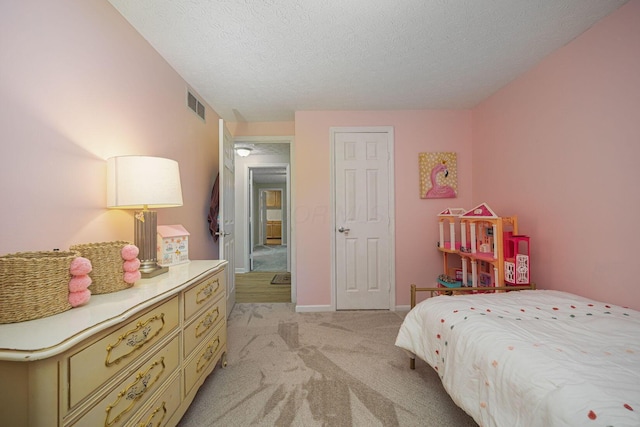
[395,290,640,427]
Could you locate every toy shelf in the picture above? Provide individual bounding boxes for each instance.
[436,203,531,292]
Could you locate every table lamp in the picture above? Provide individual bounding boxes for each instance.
[107,156,183,278]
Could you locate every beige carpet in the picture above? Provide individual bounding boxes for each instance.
[177,303,477,426]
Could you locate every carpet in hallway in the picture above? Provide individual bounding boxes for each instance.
[252,245,287,272]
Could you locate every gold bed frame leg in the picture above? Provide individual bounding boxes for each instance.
[410,284,417,369]
[410,284,416,309]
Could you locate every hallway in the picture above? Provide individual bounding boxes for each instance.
[252,244,287,272]
[236,244,290,303]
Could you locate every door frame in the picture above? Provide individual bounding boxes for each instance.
[258,187,284,246]
[329,126,396,311]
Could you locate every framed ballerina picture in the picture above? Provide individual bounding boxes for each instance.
[419,152,457,199]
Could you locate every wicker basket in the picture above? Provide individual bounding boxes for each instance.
[0,251,78,324]
[70,241,133,295]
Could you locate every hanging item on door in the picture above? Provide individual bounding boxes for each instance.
[419,152,457,199]
[207,173,220,241]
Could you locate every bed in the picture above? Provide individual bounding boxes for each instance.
[395,286,640,427]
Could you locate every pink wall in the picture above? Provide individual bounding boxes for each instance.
[3,0,636,312]
[294,111,472,307]
[473,0,640,309]
[0,0,221,260]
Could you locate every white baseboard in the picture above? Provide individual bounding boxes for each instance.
[295,305,333,313]
[235,267,247,274]
[295,304,411,313]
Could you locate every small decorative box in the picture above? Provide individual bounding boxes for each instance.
[157,225,190,267]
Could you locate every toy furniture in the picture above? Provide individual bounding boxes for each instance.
[157,224,190,267]
[437,203,530,291]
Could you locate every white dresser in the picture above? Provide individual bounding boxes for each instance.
[0,260,228,427]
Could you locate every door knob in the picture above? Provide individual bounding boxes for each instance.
[338,227,350,233]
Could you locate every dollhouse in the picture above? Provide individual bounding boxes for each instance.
[437,203,530,290]
[157,224,190,267]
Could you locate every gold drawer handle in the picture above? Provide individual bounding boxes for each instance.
[196,278,220,305]
[195,307,220,338]
[105,357,166,426]
[105,313,166,367]
[196,337,220,373]
[136,401,167,427]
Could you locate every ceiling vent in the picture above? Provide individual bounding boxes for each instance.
[187,90,205,121]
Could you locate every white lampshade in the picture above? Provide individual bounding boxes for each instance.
[107,156,183,209]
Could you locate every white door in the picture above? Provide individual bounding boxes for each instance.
[333,129,394,310]
[259,190,267,244]
[218,119,236,317]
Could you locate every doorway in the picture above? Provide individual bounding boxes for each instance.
[252,183,287,271]
[233,137,294,304]
[263,189,283,245]
[249,168,289,272]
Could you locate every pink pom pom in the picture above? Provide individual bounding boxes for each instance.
[68,289,91,307]
[69,275,92,292]
[70,257,92,276]
[124,270,141,284]
[123,258,141,273]
[121,244,139,261]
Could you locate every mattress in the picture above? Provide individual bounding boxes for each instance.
[395,290,640,427]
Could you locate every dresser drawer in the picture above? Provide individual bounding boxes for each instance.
[183,295,225,358]
[69,297,180,407]
[125,373,181,427]
[77,335,180,427]
[184,323,226,396]
[183,270,224,320]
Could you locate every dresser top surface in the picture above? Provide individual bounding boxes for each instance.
[0,260,227,361]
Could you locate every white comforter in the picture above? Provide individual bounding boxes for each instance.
[395,290,640,427]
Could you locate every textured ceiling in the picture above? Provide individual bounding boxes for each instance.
[108,0,628,122]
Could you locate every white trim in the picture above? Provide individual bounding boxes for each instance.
[295,305,334,313]
[395,305,412,312]
[329,126,396,311]
[234,136,293,145]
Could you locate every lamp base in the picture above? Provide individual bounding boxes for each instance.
[134,209,168,279]
[140,265,169,278]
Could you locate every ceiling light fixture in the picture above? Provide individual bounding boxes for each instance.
[235,147,252,157]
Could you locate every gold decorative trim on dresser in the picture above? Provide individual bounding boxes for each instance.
[0,260,228,427]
